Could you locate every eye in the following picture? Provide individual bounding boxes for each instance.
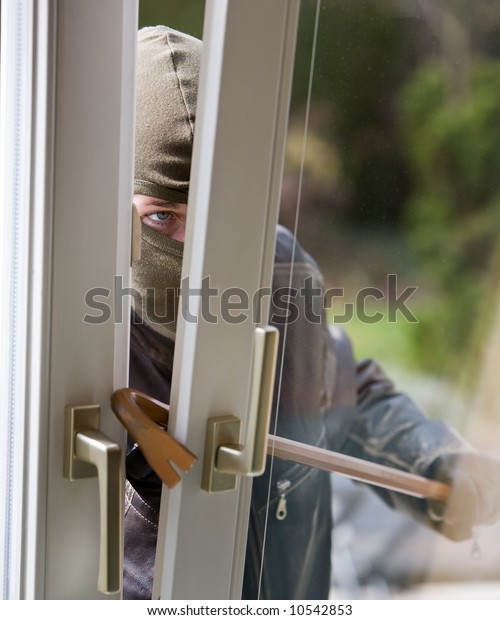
[148,211,172,222]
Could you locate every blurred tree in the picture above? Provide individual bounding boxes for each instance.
[139,0,205,37]
[399,57,500,379]
[284,0,419,231]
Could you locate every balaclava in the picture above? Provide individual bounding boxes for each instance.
[132,26,202,339]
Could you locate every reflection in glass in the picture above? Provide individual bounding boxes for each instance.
[279,0,500,599]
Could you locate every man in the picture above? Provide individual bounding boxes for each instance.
[124,25,500,599]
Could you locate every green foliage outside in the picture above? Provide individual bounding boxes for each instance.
[139,0,204,38]
[399,58,500,382]
[138,0,500,397]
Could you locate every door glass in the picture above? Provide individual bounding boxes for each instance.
[135,0,500,601]
[264,0,500,600]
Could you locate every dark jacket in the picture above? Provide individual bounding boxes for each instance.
[124,226,468,600]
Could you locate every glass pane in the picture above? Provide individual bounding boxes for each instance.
[130,0,500,602]
[260,0,500,600]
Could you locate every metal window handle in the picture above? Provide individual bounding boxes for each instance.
[64,405,123,595]
[202,326,279,493]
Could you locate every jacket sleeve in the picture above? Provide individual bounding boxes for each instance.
[335,330,471,525]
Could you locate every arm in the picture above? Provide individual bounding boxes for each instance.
[331,328,500,540]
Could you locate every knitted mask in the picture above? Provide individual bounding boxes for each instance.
[134,26,202,204]
[132,26,201,338]
[131,224,184,341]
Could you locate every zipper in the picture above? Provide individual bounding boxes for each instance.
[274,433,326,521]
[275,463,319,521]
[276,480,291,520]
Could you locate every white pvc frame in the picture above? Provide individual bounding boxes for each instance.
[0,0,137,599]
[0,0,46,599]
[154,0,300,599]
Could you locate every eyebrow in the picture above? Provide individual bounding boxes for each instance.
[134,200,184,209]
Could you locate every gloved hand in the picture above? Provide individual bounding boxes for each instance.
[424,452,500,541]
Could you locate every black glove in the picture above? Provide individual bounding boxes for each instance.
[424,452,500,541]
